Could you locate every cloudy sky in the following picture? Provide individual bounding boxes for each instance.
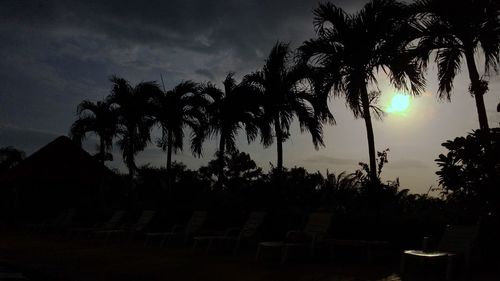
[1,0,499,194]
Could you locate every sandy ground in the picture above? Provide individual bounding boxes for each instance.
[0,231,403,281]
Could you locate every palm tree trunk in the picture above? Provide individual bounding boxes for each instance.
[464,46,489,131]
[465,46,495,211]
[99,137,105,164]
[166,129,173,192]
[166,129,173,173]
[124,125,136,179]
[127,158,135,178]
[217,132,226,188]
[125,143,135,178]
[361,87,377,183]
[125,150,135,192]
[274,115,283,180]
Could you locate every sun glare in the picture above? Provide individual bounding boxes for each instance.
[387,94,410,114]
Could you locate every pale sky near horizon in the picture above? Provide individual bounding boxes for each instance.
[1,0,499,194]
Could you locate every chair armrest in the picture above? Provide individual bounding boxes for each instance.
[310,233,319,243]
[309,233,326,248]
[224,227,241,237]
[121,223,135,230]
[93,222,107,228]
[285,230,311,243]
[170,224,186,233]
[284,230,300,240]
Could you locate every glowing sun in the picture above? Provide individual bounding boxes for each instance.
[387,94,410,114]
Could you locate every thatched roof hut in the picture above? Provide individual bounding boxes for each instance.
[0,136,117,221]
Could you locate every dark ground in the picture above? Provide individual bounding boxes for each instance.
[0,231,498,281]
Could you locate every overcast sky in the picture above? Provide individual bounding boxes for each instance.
[1,0,499,194]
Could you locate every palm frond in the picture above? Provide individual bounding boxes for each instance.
[436,47,463,100]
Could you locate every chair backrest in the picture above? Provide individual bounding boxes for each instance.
[104,210,125,229]
[134,210,156,231]
[438,225,479,254]
[303,212,333,240]
[239,211,267,239]
[185,211,208,234]
[56,208,76,227]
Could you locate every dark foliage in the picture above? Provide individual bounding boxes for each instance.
[0,146,25,172]
[410,0,500,130]
[102,150,450,247]
[436,128,500,218]
[70,100,118,163]
[107,76,161,177]
[152,80,207,177]
[201,74,263,188]
[245,42,325,179]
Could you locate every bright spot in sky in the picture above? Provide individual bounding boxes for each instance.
[387,94,410,114]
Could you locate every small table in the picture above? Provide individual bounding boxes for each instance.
[401,250,456,280]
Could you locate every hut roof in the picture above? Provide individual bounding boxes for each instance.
[0,136,114,186]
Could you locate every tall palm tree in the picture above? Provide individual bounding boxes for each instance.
[299,0,425,182]
[202,73,263,187]
[152,81,207,177]
[411,0,500,131]
[107,76,161,177]
[70,100,118,163]
[245,42,325,180]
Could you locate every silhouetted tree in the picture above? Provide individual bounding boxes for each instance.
[300,0,425,182]
[152,81,207,179]
[202,73,263,187]
[306,67,336,126]
[70,100,118,163]
[108,76,161,178]
[0,146,25,172]
[435,128,500,216]
[199,149,262,190]
[320,170,361,212]
[245,42,325,181]
[411,0,500,131]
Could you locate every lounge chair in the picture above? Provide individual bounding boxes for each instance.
[256,212,333,263]
[68,210,125,238]
[400,225,479,280]
[27,208,76,233]
[94,210,156,243]
[193,211,266,253]
[145,210,207,247]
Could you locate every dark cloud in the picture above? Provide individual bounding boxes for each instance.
[0,0,363,133]
[1,0,363,68]
[0,0,374,176]
[195,69,216,81]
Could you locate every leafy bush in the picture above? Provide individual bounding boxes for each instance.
[435,128,500,217]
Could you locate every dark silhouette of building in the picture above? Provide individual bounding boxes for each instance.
[0,136,116,222]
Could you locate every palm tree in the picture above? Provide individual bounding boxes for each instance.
[299,0,425,182]
[202,73,262,187]
[411,0,500,131]
[107,76,161,177]
[70,100,118,163]
[245,42,325,180]
[152,81,207,177]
